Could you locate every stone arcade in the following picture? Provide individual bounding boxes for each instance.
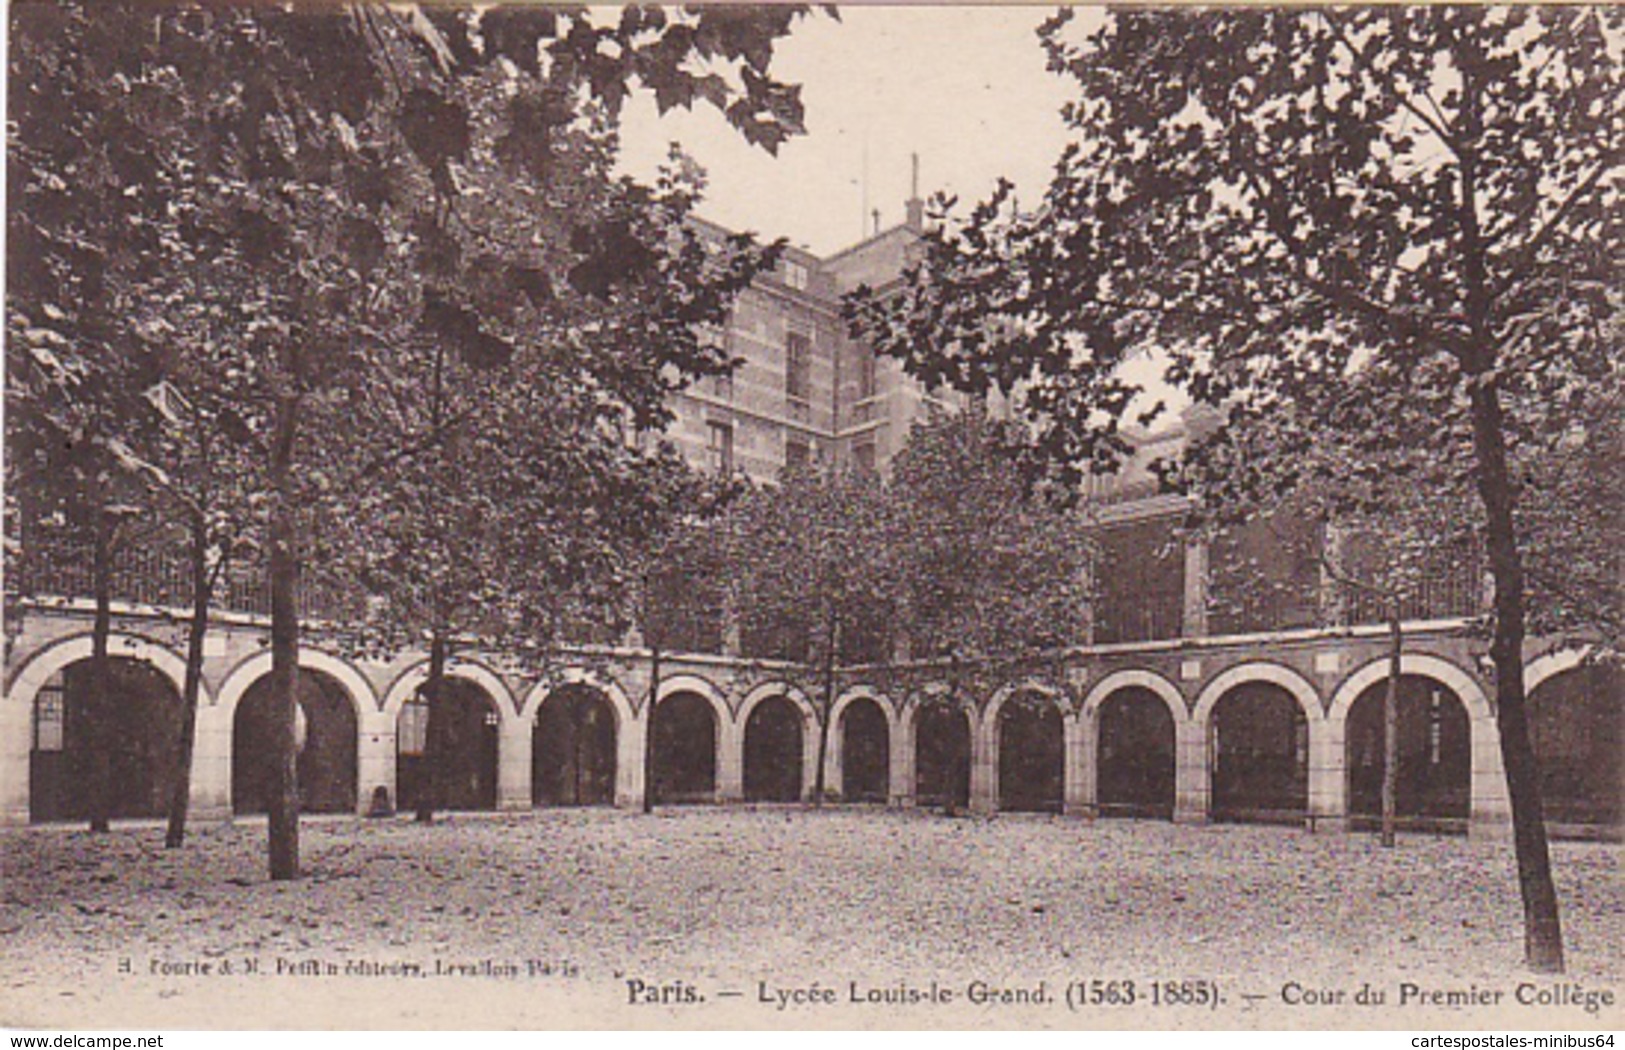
[4,199,1618,839]
[4,600,1617,839]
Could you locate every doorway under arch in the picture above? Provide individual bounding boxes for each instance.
[1528,661,1622,836]
[397,677,500,812]
[1210,681,1308,824]
[533,684,618,806]
[840,698,890,803]
[30,657,182,823]
[651,691,717,804]
[914,701,971,812]
[1096,687,1176,819]
[232,668,358,815]
[997,696,1064,813]
[743,696,804,802]
[1345,674,1470,832]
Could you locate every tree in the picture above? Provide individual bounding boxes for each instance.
[633,501,737,812]
[891,411,1094,668]
[849,8,1617,970]
[7,4,198,834]
[317,33,782,823]
[887,411,1094,814]
[717,412,1092,810]
[8,3,823,878]
[730,461,896,803]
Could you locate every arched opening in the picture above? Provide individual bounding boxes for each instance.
[1210,682,1307,824]
[396,678,500,812]
[1096,687,1176,819]
[744,696,804,802]
[840,698,890,803]
[533,684,617,806]
[651,691,716,804]
[914,701,971,811]
[30,657,182,823]
[232,668,358,815]
[1529,661,1622,837]
[997,695,1064,813]
[1345,674,1471,832]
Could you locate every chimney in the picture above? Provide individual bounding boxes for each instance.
[905,153,924,231]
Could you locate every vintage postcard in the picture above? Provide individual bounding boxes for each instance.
[2,2,1619,1034]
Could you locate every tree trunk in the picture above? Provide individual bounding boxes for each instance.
[267,389,301,882]
[1380,608,1401,849]
[416,628,447,824]
[813,614,839,807]
[87,511,113,834]
[945,656,968,818]
[642,646,661,814]
[1467,376,1563,972]
[1453,62,1563,970]
[165,514,213,849]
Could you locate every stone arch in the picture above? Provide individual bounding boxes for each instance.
[987,679,1067,814]
[649,673,729,804]
[655,672,730,720]
[1197,662,1323,824]
[1328,653,1492,726]
[524,668,637,810]
[1194,662,1324,726]
[738,683,814,803]
[215,648,376,723]
[1081,668,1189,725]
[383,660,511,814]
[829,685,895,804]
[829,684,899,737]
[12,633,193,824]
[382,659,516,726]
[229,662,363,817]
[898,680,961,730]
[1335,659,1477,829]
[736,681,818,736]
[1523,649,1621,833]
[8,632,192,709]
[1084,669,1187,820]
[904,682,974,811]
[519,666,636,730]
[980,677,1069,733]
[1524,647,1592,697]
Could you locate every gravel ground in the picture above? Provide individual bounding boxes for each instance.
[2,808,1619,1029]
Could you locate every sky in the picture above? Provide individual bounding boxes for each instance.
[614,6,1091,257]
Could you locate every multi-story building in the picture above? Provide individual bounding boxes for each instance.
[666,198,958,485]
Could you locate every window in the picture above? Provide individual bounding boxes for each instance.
[399,697,427,756]
[33,676,64,752]
[853,441,876,475]
[783,260,809,290]
[785,331,811,403]
[857,349,878,401]
[785,436,811,473]
[707,420,734,475]
[706,371,734,401]
[1429,689,1443,765]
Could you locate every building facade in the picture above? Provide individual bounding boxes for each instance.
[666,201,958,485]
[3,198,1618,840]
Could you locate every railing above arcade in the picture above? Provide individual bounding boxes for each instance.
[8,539,369,624]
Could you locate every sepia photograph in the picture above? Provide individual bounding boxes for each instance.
[1,2,1620,1034]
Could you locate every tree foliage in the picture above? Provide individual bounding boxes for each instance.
[890,411,1094,667]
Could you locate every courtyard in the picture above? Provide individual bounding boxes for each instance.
[1,808,1619,1029]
